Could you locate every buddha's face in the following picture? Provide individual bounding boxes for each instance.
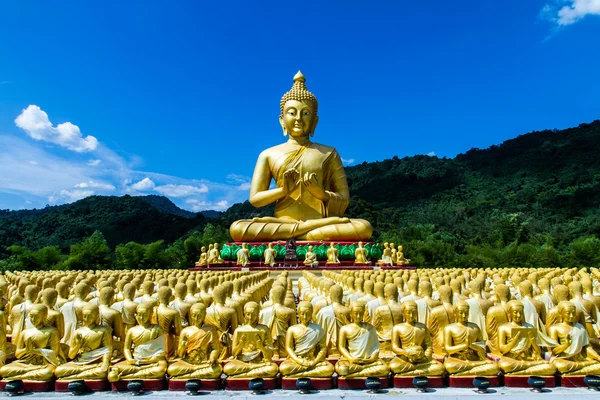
[298,305,312,325]
[191,307,206,327]
[29,309,46,328]
[509,305,524,323]
[456,305,469,323]
[82,308,98,327]
[403,305,418,323]
[350,304,365,323]
[136,307,152,325]
[280,100,316,138]
[244,306,259,325]
[561,305,577,323]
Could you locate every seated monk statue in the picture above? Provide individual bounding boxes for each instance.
[549,301,600,375]
[108,304,167,382]
[259,286,296,359]
[167,303,222,380]
[55,304,113,380]
[390,301,444,376]
[335,301,390,379]
[304,245,319,267]
[497,300,556,376]
[354,242,368,265]
[223,301,279,379]
[396,245,411,266]
[373,283,403,357]
[326,242,340,264]
[0,304,64,381]
[443,300,499,376]
[229,71,372,242]
[195,247,208,267]
[279,302,334,378]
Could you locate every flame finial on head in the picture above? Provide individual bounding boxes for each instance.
[280,70,318,115]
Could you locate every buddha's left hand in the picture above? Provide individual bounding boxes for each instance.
[303,173,329,202]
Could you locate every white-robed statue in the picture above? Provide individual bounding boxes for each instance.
[236,243,250,267]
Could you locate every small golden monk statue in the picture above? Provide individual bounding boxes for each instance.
[229,72,372,242]
[549,301,600,375]
[389,300,444,376]
[335,301,390,378]
[208,243,224,265]
[279,301,334,378]
[396,245,411,266]
[1,304,63,381]
[167,303,222,380]
[326,242,340,264]
[443,300,499,376]
[354,241,368,265]
[304,245,318,267]
[195,247,208,267]
[259,286,296,358]
[497,300,556,376]
[55,304,113,380]
[156,287,182,358]
[223,301,279,379]
[377,242,393,266]
[264,243,276,267]
[236,243,250,267]
[108,304,167,382]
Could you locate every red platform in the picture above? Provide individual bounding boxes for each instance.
[337,377,390,390]
[0,380,54,392]
[168,379,221,391]
[393,376,445,388]
[560,375,586,387]
[504,375,556,388]
[111,379,167,391]
[281,377,334,390]
[55,379,110,392]
[224,377,277,390]
[449,376,500,388]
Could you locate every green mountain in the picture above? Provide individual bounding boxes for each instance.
[2,120,600,268]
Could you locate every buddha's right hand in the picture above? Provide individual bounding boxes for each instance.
[282,169,299,195]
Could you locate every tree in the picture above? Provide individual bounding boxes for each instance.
[65,231,112,270]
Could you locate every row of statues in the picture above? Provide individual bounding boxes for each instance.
[199,241,410,267]
[2,266,600,387]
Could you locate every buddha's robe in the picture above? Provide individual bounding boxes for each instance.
[521,297,556,346]
[389,323,444,376]
[497,322,556,376]
[444,323,499,376]
[167,325,222,379]
[335,324,390,378]
[315,304,348,357]
[279,323,334,377]
[551,323,600,375]
[205,305,235,359]
[230,144,372,241]
[259,304,294,358]
[55,326,112,380]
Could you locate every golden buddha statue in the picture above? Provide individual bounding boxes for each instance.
[223,301,279,379]
[229,72,372,242]
[390,243,398,264]
[389,301,444,376]
[55,304,112,380]
[204,285,238,360]
[279,301,334,378]
[549,301,600,375]
[354,241,368,265]
[209,243,224,264]
[167,303,222,380]
[497,300,556,376]
[373,283,403,357]
[377,242,393,266]
[236,243,250,267]
[314,285,349,358]
[1,304,63,381]
[443,300,499,376]
[264,243,276,267]
[108,304,167,382]
[485,284,510,356]
[396,245,411,266]
[195,247,208,267]
[304,245,318,267]
[259,286,296,359]
[326,242,340,264]
[156,287,182,358]
[335,301,390,378]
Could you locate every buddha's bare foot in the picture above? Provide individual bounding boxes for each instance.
[108,367,120,382]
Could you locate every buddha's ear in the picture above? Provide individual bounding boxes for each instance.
[279,115,287,137]
[310,115,319,137]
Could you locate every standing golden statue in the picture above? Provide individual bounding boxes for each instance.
[229,72,372,242]
[167,303,222,380]
[279,302,334,378]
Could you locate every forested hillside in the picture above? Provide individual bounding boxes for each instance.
[2,120,600,270]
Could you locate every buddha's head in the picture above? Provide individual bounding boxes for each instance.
[297,301,313,325]
[190,302,207,327]
[41,288,57,308]
[507,300,524,324]
[244,301,260,325]
[99,287,115,306]
[135,304,153,326]
[403,300,418,323]
[29,304,48,329]
[82,304,100,327]
[280,71,319,138]
[558,301,577,324]
[455,300,470,323]
[349,301,366,324]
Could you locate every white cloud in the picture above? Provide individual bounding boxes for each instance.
[226,174,252,190]
[87,159,102,167]
[48,189,95,204]
[543,0,600,25]
[186,198,230,211]
[428,151,436,156]
[131,177,156,191]
[154,184,209,198]
[341,158,355,165]
[28,160,38,165]
[15,105,98,152]
[74,181,115,191]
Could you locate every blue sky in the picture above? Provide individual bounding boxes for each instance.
[0,0,599,212]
